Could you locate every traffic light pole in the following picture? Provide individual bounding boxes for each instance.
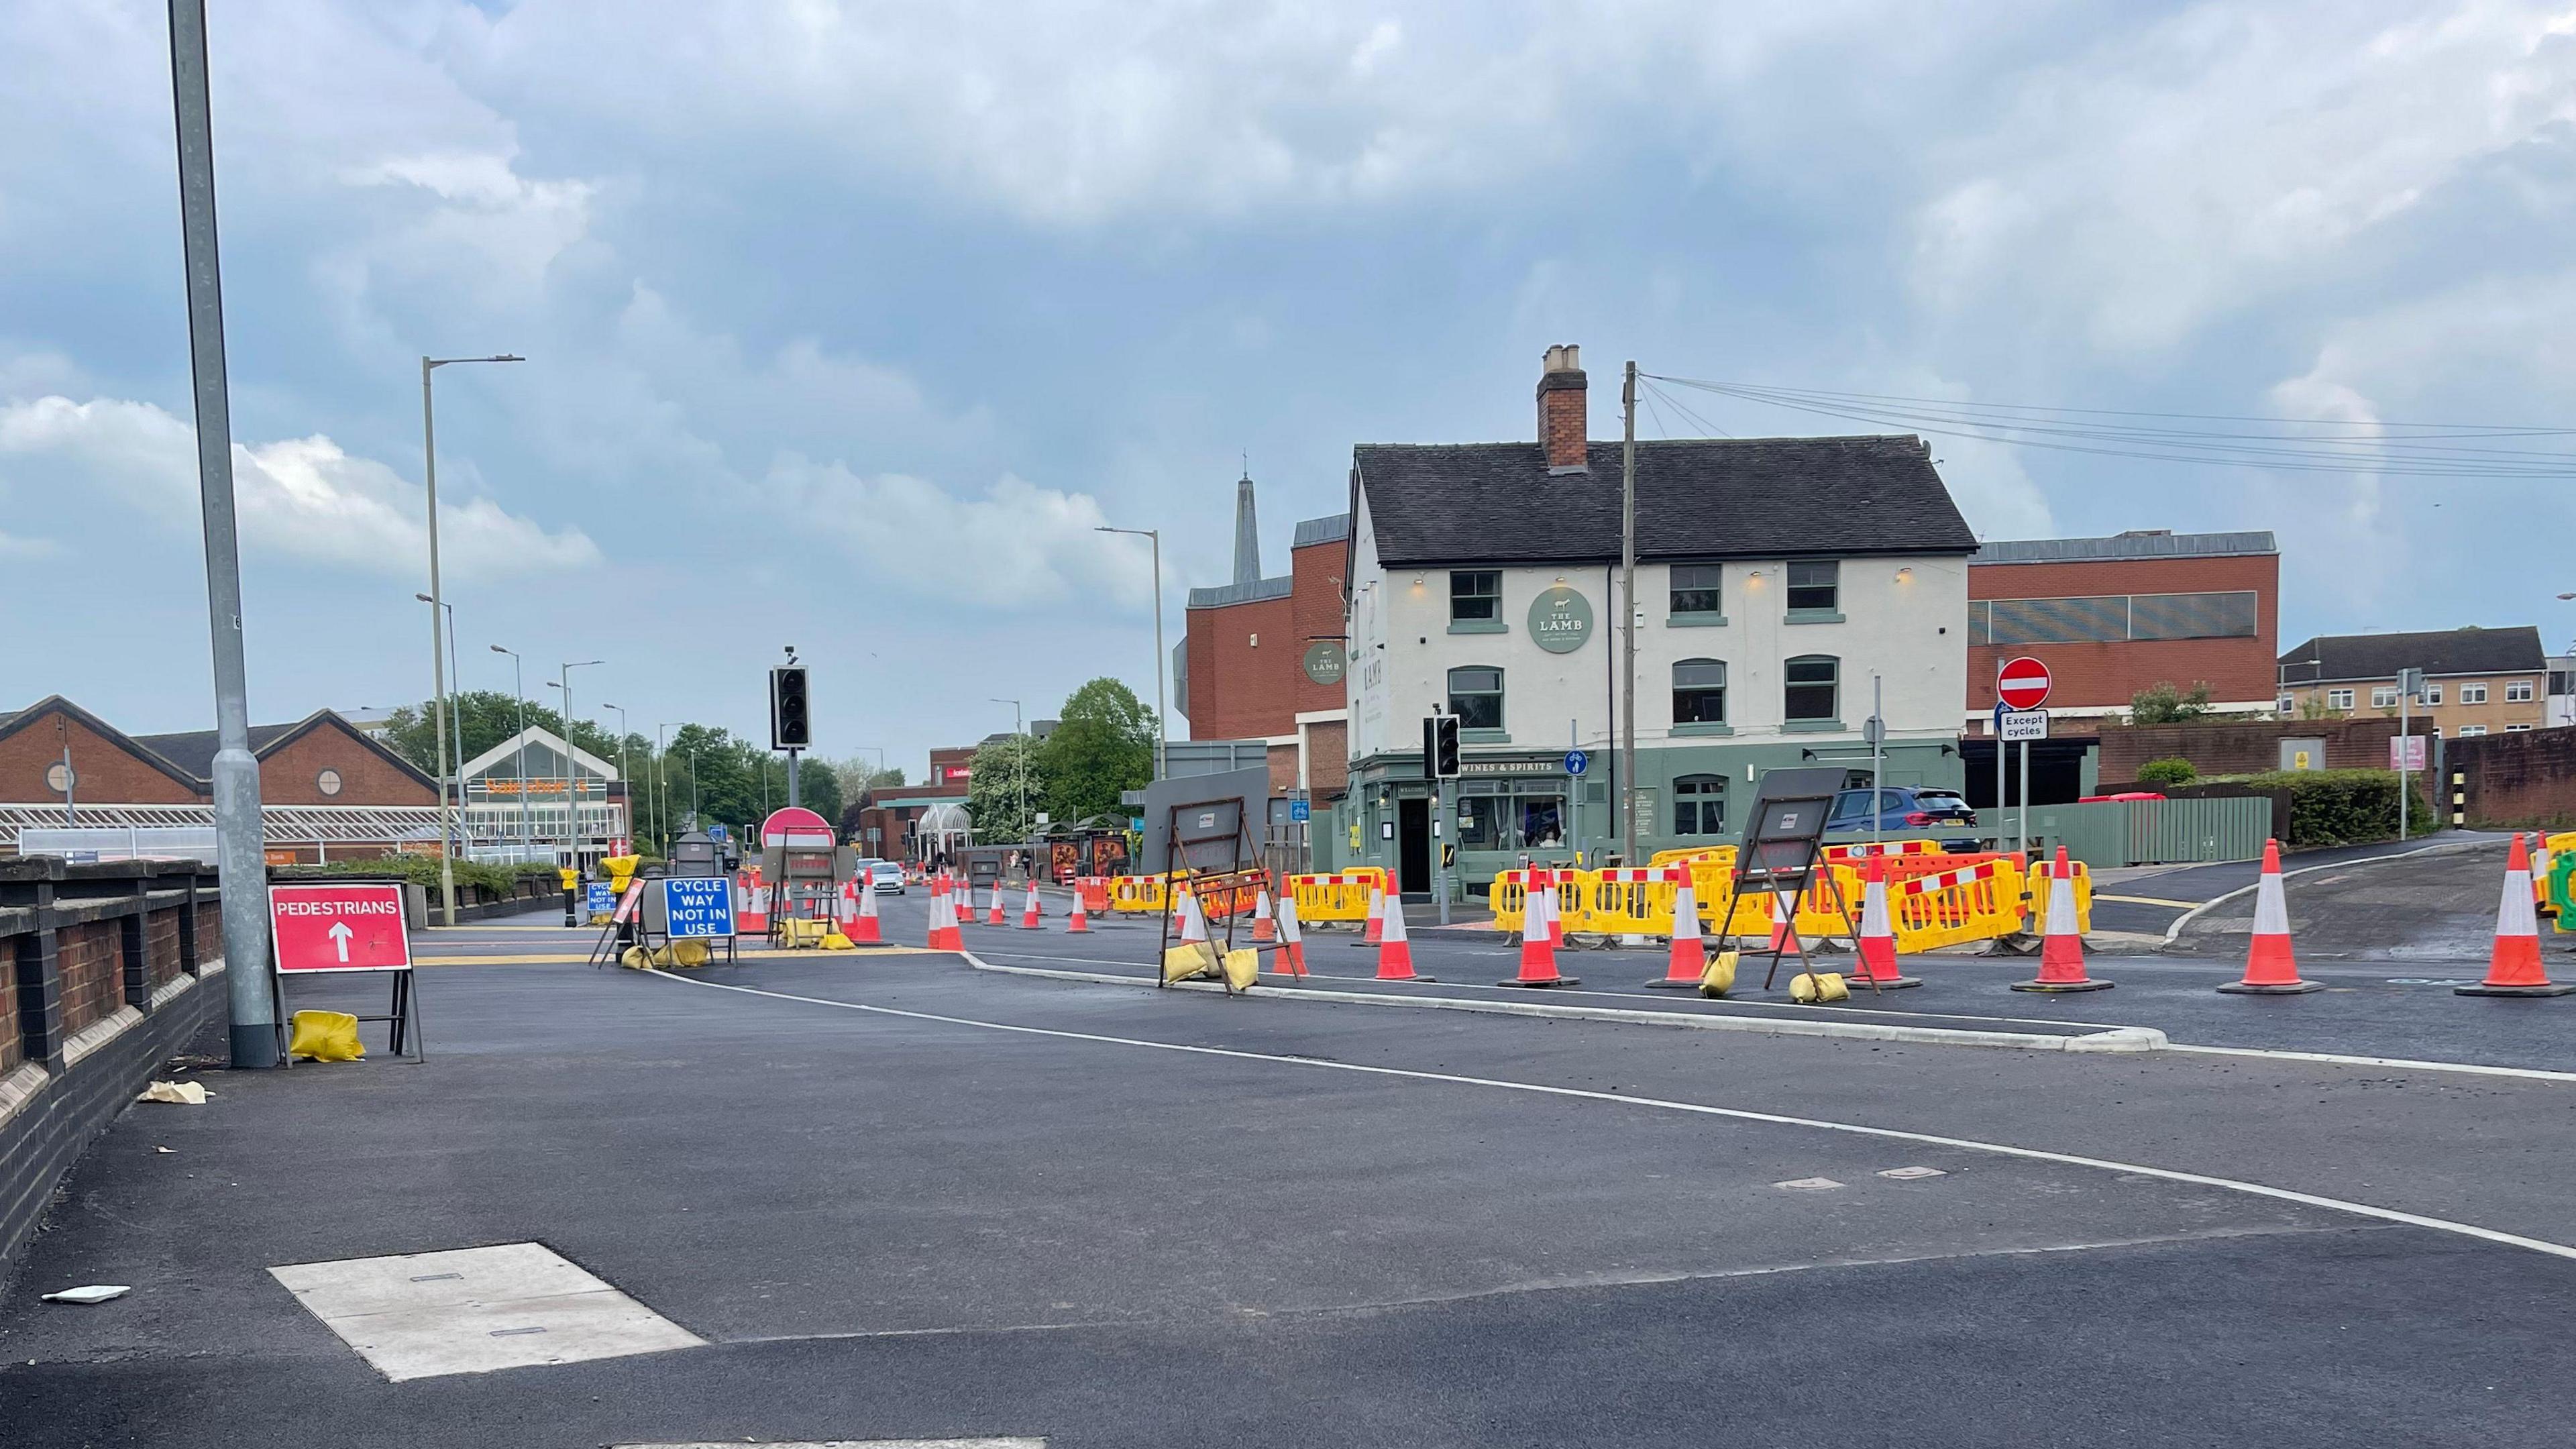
[786,749,800,809]
[1435,776,1450,927]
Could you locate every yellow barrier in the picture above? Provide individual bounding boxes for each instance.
[1291,867,1389,924]
[1579,868,1679,937]
[1108,875,1169,914]
[2024,859,2094,935]
[1886,860,2023,951]
[1485,853,2090,953]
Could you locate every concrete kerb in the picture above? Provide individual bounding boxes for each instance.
[2161,836,2503,947]
[960,950,2168,1055]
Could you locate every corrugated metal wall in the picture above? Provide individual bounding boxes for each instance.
[1978,796,2273,867]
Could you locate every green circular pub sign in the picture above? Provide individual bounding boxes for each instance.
[1302,639,1348,686]
[1527,585,1594,654]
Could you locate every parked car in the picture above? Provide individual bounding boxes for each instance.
[857,858,905,895]
[1823,786,1982,851]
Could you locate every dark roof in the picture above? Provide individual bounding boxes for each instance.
[1974,530,2276,564]
[2277,626,2546,684]
[1291,513,1351,549]
[129,722,301,780]
[1187,576,1294,610]
[1352,436,1974,567]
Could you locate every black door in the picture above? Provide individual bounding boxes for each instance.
[1398,798,1432,899]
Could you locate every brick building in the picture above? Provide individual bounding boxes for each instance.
[2277,626,2547,738]
[0,697,441,861]
[1176,476,1352,797]
[844,745,975,862]
[1966,530,2279,722]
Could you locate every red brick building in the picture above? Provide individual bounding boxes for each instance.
[1966,530,2279,722]
[1179,510,1352,796]
[843,745,975,861]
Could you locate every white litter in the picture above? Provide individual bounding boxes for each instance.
[1772,1177,1843,1191]
[42,1285,132,1305]
[138,1081,207,1106]
[1878,1165,1949,1181]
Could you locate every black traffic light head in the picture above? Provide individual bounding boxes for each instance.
[1422,712,1460,779]
[771,666,811,750]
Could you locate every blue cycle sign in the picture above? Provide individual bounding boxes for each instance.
[660,877,736,938]
[1527,586,1594,654]
[1564,749,1589,776]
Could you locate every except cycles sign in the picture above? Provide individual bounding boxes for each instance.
[268,883,412,973]
[1996,656,2053,712]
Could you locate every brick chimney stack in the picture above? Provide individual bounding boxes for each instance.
[1536,344,1588,474]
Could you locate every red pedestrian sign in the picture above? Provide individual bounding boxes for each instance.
[269,883,413,973]
[1997,656,2053,712]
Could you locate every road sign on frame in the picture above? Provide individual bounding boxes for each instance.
[269,883,413,973]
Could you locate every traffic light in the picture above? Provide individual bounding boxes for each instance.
[1422,713,1459,779]
[770,666,811,750]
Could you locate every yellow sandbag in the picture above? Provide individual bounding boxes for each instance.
[619,945,653,970]
[821,931,853,951]
[669,940,710,968]
[288,1010,365,1062]
[1699,950,1739,998]
[1163,943,1217,983]
[1789,971,1850,1004]
[1220,947,1260,991]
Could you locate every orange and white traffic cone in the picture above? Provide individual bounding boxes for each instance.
[2013,847,2111,993]
[2459,833,2575,997]
[985,883,1006,926]
[2220,839,2316,994]
[849,873,883,945]
[1273,890,1309,977]
[1503,869,1578,987]
[1849,853,1921,989]
[1252,883,1278,942]
[1020,880,1043,929]
[930,876,963,951]
[1375,892,1426,980]
[1066,885,1093,934]
[1765,891,1805,959]
[1650,870,1707,988]
[1360,881,1387,945]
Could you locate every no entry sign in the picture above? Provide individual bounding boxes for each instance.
[1996,656,2052,712]
[269,883,413,973]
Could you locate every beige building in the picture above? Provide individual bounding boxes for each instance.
[2277,626,2546,739]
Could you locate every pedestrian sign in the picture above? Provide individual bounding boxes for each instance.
[1289,798,1311,823]
[660,877,735,938]
[269,883,412,973]
[1564,749,1589,776]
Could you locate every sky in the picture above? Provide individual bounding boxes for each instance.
[5,1,2575,773]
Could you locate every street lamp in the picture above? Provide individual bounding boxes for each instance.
[600,702,631,853]
[991,698,1028,838]
[547,659,604,867]
[657,722,681,855]
[421,350,521,923]
[490,645,532,859]
[1094,524,1166,780]
[415,592,464,845]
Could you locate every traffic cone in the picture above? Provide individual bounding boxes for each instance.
[2013,847,2111,992]
[1066,886,1093,934]
[1649,871,1707,988]
[1252,883,1278,942]
[1164,885,1218,981]
[985,883,1006,926]
[1360,882,1386,945]
[1273,890,1309,977]
[1849,853,1921,989]
[1765,891,1805,959]
[929,876,963,951]
[2220,839,2317,994]
[1375,892,1427,980]
[2459,833,2575,996]
[1020,880,1043,929]
[1547,872,1568,947]
[849,873,883,945]
[1503,869,1578,987]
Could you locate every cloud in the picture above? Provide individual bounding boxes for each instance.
[0,395,597,580]
[0,531,59,558]
[762,456,1155,609]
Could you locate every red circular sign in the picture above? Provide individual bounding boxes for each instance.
[1997,656,2052,711]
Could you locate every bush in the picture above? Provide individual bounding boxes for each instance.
[2137,757,2198,788]
[2229,769,2434,848]
[273,855,555,898]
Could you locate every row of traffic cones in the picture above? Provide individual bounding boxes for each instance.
[2208,831,2570,998]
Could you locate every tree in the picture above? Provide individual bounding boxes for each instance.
[967,734,1039,841]
[1039,677,1155,825]
[2130,680,2216,726]
[382,690,621,773]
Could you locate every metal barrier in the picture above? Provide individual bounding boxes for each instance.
[1289,867,1389,924]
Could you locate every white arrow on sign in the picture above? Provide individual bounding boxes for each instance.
[328,920,353,963]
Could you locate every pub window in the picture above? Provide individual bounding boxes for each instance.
[1450,570,1501,623]
[1447,666,1504,730]
[1672,775,1727,835]
[1784,654,1840,721]
[1786,559,1839,612]
[1672,659,1727,724]
[1670,564,1723,616]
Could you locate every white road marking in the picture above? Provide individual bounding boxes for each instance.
[642,969,2576,1263]
[271,1242,701,1381]
[2166,1042,2576,1083]
[617,1442,1044,1448]
[2161,837,2502,944]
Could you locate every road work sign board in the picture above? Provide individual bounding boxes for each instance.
[659,877,736,938]
[269,883,413,973]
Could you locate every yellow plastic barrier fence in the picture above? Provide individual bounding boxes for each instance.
[1490,867,1591,934]
[1818,839,1945,863]
[1108,875,1169,914]
[1886,858,2023,952]
[1289,868,1389,924]
[2023,857,2094,935]
[1580,867,1680,938]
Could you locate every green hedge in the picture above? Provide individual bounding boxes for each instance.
[272,856,557,897]
[2224,769,2435,848]
[2136,757,2198,787]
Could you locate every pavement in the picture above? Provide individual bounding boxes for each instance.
[7,873,2576,1446]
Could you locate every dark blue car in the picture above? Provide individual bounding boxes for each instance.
[1823,786,1982,850]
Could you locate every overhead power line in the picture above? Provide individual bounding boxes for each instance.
[1638,376,2576,479]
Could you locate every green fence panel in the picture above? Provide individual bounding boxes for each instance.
[1976,797,2271,868]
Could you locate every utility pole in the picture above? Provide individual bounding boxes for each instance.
[168,0,279,1067]
[1619,360,1639,862]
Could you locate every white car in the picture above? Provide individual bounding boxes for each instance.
[860,859,905,895]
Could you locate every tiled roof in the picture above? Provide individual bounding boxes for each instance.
[2278,626,2545,684]
[1973,530,2277,564]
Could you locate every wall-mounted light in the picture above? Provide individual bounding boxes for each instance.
[1895,567,1914,583]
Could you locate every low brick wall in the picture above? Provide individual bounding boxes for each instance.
[2449,727,2576,828]
[2,858,227,1275]
[2096,717,2416,781]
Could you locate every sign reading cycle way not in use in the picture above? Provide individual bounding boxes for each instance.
[659,877,736,938]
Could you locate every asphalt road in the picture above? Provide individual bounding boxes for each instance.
[5,910,2576,1447]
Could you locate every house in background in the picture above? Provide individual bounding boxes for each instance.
[2277,626,2548,737]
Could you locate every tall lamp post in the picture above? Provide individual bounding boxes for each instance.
[657,722,681,854]
[490,645,533,859]
[547,659,604,867]
[600,702,631,852]
[421,350,522,922]
[992,698,1027,837]
[1093,524,1166,780]
[415,592,464,851]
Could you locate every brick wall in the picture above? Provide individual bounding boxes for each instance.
[0,952,17,1074]
[0,710,199,804]
[259,722,437,805]
[195,901,222,961]
[1968,551,2278,712]
[1307,720,1349,794]
[146,909,182,987]
[54,920,121,1036]
[2450,727,2576,828]
[2096,716,2413,784]
[1186,538,1352,751]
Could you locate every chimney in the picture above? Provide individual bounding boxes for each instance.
[1536,344,1588,473]
[1231,470,1262,586]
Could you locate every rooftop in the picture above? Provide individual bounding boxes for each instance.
[1972,529,2278,565]
[2278,626,2546,684]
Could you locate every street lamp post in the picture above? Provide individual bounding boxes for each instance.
[1094,524,1167,780]
[992,698,1026,837]
[490,645,532,860]
[415,593,464,853]
[601,702,631,852]
[421,352,522,922]
[547,659,604,867]
[657,722,680,855]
